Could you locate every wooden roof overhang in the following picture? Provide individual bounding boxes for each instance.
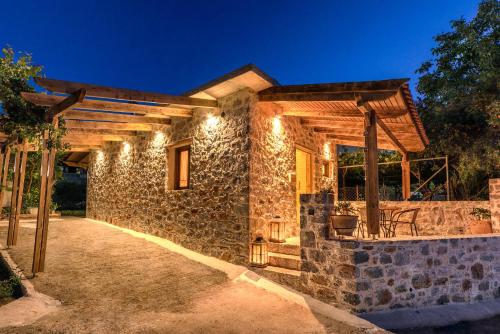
[258,79,429,153]
[17,77,218,152]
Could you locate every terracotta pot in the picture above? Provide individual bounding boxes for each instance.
[469,220,492,234]
[331,215,358,237]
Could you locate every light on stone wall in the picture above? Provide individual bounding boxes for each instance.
[206,113,219,128]
[324,142,332,161]
[122,142,131,155]
[96,150,104,164]
[272,116,281,135]
[152,131,165,148]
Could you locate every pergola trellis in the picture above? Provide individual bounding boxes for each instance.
[1,77,218,273]
[258,79,429,236]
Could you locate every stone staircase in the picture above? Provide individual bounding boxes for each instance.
[253,238,302,291]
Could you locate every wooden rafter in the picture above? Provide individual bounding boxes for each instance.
[376,118,408,154]
[67,129,137,137]
[259,91,396,103]
[48,89,86,119]
[63,110,171,125]
[65,120,167,132]
[35,77,218,108]
[22,92,191,118]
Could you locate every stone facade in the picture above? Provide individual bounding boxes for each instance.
[490,179,500,232]
[87,88,337,264]
[300,193,500,313]
[351,200,490,236]
[87,89,254,265]
[249,101,335,240]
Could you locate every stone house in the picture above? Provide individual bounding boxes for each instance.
[84,64,428,266]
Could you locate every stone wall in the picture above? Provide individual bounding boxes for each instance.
[249,101,336,240]
[300,194,500,313]
[351,200,490,236]
[490,179,500,232]
[87,89,254,265]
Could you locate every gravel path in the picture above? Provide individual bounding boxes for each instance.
[0,217,343,333]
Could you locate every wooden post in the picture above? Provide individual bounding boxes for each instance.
[401,152,411,200]
[363,108,380,236]
[32,131,57,274]
[13,141,28,244]
[7,144,22,246]
[0,147,11,212]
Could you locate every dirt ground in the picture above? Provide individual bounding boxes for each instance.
[0,217,346,334]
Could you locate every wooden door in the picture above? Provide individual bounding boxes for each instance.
[296,148,312,225]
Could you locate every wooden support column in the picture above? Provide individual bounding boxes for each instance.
[363,107,380,236]
[0,147,11,211]
[32,131,57,274]
[7,141,28,246]
[401,153,411,200]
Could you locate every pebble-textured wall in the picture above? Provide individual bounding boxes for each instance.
[351,200,490,236]
[300,194,500,313]
[249,101,336,240]
[87,89,254,265]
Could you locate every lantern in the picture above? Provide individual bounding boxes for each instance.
[269,218,286,243]
[250,236,268,267]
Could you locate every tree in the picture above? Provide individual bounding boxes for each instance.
[416,0,500,200]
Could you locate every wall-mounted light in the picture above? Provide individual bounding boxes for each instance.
[152,131,165,148]
[206,112,219,128]
[122,142,131,155]
[324,142,332,161]
[272,116,281,134]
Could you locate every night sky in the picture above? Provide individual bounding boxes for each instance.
[0,0,480,95]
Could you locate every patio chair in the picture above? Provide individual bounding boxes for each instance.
[356,208,367,239]
[387,208,420,237]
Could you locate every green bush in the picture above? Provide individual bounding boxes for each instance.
[0,275,21,299]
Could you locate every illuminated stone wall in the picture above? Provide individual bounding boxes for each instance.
[300,193,500,313]
[490,179,500,232]
[87,89,254,264]
[249,101,336,240]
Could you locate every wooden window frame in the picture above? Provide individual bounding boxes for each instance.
[174,145,191,190]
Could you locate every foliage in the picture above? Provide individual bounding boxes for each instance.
[470,207,492,220]
[416,0,500,200]
[0,275,21,299]
[334,201,356,216]
[53,178,86,210]
[0,46,67,149]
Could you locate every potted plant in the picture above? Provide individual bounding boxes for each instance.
[469,208,492,234]
[330,201,358,237]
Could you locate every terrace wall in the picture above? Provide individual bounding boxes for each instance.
[351,200,490,236]
[87,89,254,265]
[490,178,500,232]
[300,194,500,313]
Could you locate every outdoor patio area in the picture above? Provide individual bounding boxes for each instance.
[0,217,378,334]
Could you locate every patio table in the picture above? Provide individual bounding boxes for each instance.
[379,206,400,237]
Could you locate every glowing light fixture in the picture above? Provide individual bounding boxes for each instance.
[324,142,332,161]
[206,113,218,128]
[122,142,131,155]
[272,116,281,135]
[152,131,164,148]
[269,217,286,243]
[250,235,269,267]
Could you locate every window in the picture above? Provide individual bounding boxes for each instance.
[174,145,190,189]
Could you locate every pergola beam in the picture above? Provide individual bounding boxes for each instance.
[49,89,86,119]
[376,118,408,154]
[65,120,166,132]
[22,92,191,118]
[34,77,218,108]
[259,91,396,102]
[63,110,171,125]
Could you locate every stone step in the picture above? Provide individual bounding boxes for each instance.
[253,265,302,291]
[268,252,301,271]
[268,242,300,256]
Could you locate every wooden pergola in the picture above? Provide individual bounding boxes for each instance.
[258,79,429,236]
[0,77,218,273]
